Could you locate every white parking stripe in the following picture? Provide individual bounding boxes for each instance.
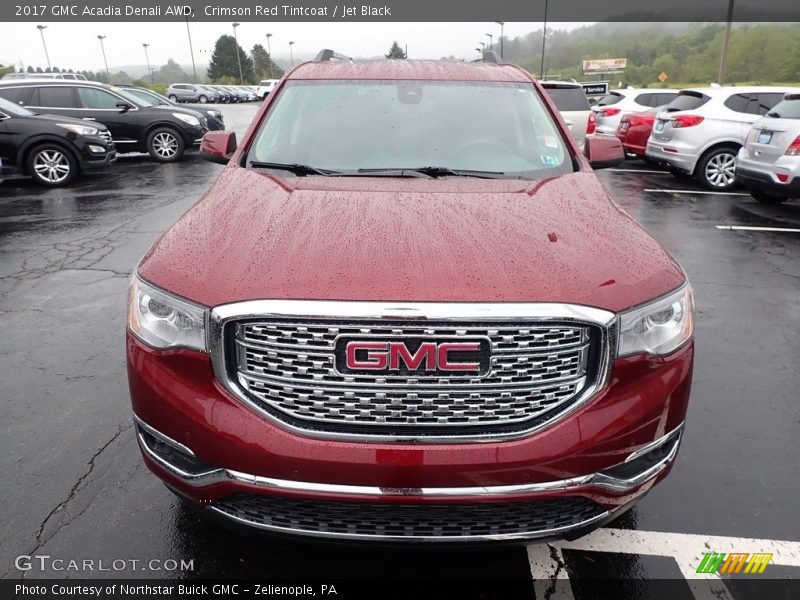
[527,544,574,599]
[606,168,667,174]
[716,225,800,233]
[526,528,800,599]
[644,188,750,196]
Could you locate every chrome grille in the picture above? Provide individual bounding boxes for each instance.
[213,493,606,540]
[98,129,113,144]
[228,319,598,437]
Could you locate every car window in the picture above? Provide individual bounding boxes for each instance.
[597,92,623,106]
[249,80,573,179]
[651,92,678,105]
[0,95,35,117]
[0,86,33,105]
[35,86,78,108]
[666,91,710,112]
[129,89,163,106]
[767,96,800,119]
[77,87,123,109]
[724,93,750,114]
[634,93,652,106]
[543,86,590,111]
[753,93,784,115]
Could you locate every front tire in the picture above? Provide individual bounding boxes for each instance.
[26,143,78,186]
[168,94,178,102]
[696,146,739,191]
[749,188,787,204]
[198,95,208,104]
[146,127,185,162]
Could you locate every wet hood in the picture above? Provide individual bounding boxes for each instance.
[138,169,685,313]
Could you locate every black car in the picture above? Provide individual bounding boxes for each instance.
[116,84,225,131]
[0,80,208,162]
[0,95,115,186]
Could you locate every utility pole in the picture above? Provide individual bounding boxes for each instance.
[495,22,504,59]
[289,41,295,66]
[485,33,493,52]
[142,43,153,83]
[36,25,51,71]
[540,0,549,77]
[232,23,244,84]
[185,15,197,83]
[718,0,735,85]
[97,35,110,82]
[265,33,273,78]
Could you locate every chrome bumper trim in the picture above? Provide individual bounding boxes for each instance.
[135,414,683,498]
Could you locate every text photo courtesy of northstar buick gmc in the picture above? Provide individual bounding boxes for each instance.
[127,51,694,542]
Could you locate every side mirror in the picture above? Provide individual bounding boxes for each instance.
[584,134,625,169]
[200,131,237,165]
[116,102,133,113]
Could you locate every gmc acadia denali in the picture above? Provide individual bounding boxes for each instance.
[127,51,694,542]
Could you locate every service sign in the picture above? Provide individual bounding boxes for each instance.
[581,82,610,96]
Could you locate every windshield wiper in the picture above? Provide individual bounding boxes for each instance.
[766,111,780,118]
[366,166,507,179]
[249,161,342,176]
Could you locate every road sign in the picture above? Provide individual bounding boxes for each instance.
[658,71,669,82]
[582,58,627,74]
[580,82,609,96]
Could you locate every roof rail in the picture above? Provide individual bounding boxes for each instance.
[482,50,504,65]
[314,49,352,62]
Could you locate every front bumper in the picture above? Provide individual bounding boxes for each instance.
[127,332,693,542]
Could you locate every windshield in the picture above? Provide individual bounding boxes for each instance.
[248,80,573,179]
[597,92,623,106]
[0,95,35,117]
[109,87,146,108]
[128,88,167,106]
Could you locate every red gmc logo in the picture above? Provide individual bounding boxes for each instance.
[340,339,488,374]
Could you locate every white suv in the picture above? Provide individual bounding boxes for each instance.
[593,88,679,135]
[646,86,800,190]
[256,79,279,100]
[540,81,594,152]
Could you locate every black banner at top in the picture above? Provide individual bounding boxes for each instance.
[2,0,800,22]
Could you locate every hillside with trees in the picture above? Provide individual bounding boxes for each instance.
[503,22,800,86]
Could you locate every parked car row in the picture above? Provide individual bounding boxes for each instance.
[611,85,800,204]
[0,79,225,186]
[165,83,259,104]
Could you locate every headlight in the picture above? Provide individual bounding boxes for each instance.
[209,111,222,119]
[172,112,200,127]
[56,123,100,136]
[618,284,694,357]
[128,276,207,351]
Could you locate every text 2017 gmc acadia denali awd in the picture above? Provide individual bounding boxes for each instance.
[127,51,694,542]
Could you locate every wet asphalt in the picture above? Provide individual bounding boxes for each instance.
[1,103,799,589]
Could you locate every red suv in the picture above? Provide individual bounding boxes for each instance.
[127,51,694,542]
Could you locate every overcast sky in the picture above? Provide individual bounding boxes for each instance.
[0,22,589,71]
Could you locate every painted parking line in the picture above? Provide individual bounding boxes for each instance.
[527,528,800,600]
[644,188,750,196]
[716,225,800,233]
[606,168,668,174]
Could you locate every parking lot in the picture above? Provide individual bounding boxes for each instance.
[1,102,799,597]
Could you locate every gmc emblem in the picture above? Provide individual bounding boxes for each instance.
[334,337,490,376]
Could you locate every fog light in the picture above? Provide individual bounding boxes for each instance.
[89,144,106,154]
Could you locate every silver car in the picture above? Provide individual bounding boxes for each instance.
[540,81,594,152]
[736,93,800,204]
[646,86,800,190]
[165,83,216,104]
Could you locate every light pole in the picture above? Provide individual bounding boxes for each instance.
[475,47,482,57]
[540,0,549,78]
[36,25,51,71]
[289,41,295,66]
[185,16,197,83]
[478,41,485,54]
[97,35,110,83]
[142,43,153,84]
[495,22,504,59]
[718,0,735,85]
[265,33,273,78]
[485,33,493,52]
[232,22,244,84]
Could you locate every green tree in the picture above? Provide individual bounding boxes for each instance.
[208,34,256,83]
[152,58,189,84]
[250,43,283,79]
[385,41,406,59]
